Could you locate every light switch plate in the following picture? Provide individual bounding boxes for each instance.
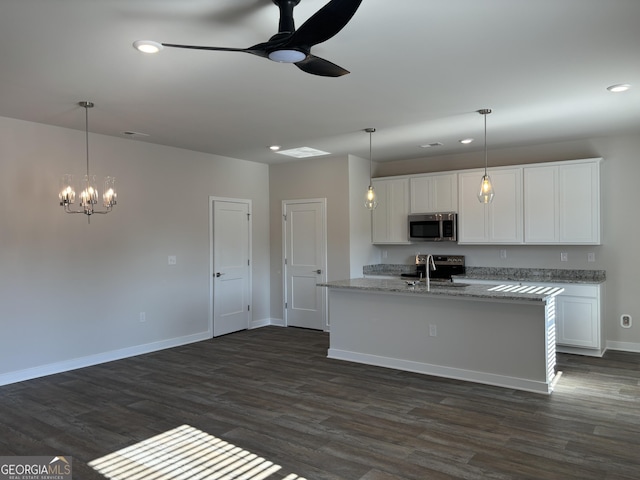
[168,255,177,265]
[560,252,568,262]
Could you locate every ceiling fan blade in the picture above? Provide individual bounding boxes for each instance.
[286,0,363,48]
[162,43,252,53]
[294,54,349,77]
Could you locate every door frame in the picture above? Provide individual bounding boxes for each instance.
[282,198,328,331]
[209,196,253,337]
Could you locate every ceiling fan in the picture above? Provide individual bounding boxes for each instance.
[136,0,363,77]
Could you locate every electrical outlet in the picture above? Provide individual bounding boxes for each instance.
[382,250,388,259]
[429,324,437,337]
[139,312,146,322]
[560,252,568,262]
[168,255,177,265]
[588,252,596,262]
[621,314,632,328]
[499,249,507,259]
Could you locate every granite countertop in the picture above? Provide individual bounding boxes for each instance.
[363,265,606,284]
[318,278,564,303]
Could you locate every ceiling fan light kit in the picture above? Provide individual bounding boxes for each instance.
[268,49,306,63]
[134,0,363,77]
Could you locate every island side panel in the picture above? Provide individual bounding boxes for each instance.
[327,289,553,394]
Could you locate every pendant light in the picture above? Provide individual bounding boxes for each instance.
[364,127,377,210]
[59,101,117,222]
[477,108,495,204]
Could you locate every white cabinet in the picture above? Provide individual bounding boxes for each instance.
[555,285,601,350]
[456,278,603,355]
[458,167,523,244]
[524,159,601,244]
[371,178,410,244]
[410,172,458,213]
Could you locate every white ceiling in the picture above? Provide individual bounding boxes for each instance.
[1,0,639,164]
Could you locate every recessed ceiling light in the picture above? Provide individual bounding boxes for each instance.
[459,138,474,144]
[276,147,330,158]
[420,142,443,148]
[269,145,281,151]
[133,40,163,54]
[607,83,631,93]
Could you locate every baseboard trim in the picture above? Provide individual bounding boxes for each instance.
[327,348,553,395]
[0,331,212,387]
[250,318,272,329]
[606,340,640,353]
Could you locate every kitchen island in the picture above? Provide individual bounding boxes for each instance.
[319,278,564,394]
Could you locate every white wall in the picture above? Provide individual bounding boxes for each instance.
[365,133,640,351]
[0,116,270,383]
[268,156,352,322]
[348,155,381,277]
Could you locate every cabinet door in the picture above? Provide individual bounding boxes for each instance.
[488,168,523,243]
[372,178,410,244]
[431,173,458,212]
[524,165,559,243]
[410,176,432,213]
[458,170,488,242]
[556,295,599,348]
[558,162,600,244]
[410,173,458,213]
[458,168,522,244]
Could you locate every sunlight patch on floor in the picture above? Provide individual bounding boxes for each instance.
[89,424,306,479]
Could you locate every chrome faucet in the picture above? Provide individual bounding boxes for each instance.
[425,254,436,291]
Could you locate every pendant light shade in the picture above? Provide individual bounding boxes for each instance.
[477,108,495,204]
[364,128,377,210]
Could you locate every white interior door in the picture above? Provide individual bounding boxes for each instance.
[283,199,327,330]
[211,199,251,337]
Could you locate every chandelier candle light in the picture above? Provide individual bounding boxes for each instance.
[59,101,117,222]
[477,108,495,204]
[364,127,377,210]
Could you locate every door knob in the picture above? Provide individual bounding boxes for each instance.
[215,272,225,277]
[314,269,322,274]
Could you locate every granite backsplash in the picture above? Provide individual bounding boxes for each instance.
[363,264,606,284]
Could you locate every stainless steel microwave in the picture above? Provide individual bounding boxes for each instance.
[408,213,457,242]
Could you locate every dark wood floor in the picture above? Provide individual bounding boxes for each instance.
[1,326,639,479]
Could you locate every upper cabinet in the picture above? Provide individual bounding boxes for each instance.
[410,172,458,213]
[524,159,601,244]
[458,167,523,244]
[370,158,601,246]
[371,177,411,244]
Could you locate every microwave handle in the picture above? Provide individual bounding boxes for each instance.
[439,219,444,239]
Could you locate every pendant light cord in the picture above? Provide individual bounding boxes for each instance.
[483,112,487,176]
[369,130,373,186]
[365,127,376,187]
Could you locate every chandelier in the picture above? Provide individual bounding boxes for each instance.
[59,101,117,221]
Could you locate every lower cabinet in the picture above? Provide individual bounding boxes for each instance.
[556,285,602,349]
[455,278,604,356]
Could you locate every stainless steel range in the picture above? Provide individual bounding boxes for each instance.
[401,254,465,282]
